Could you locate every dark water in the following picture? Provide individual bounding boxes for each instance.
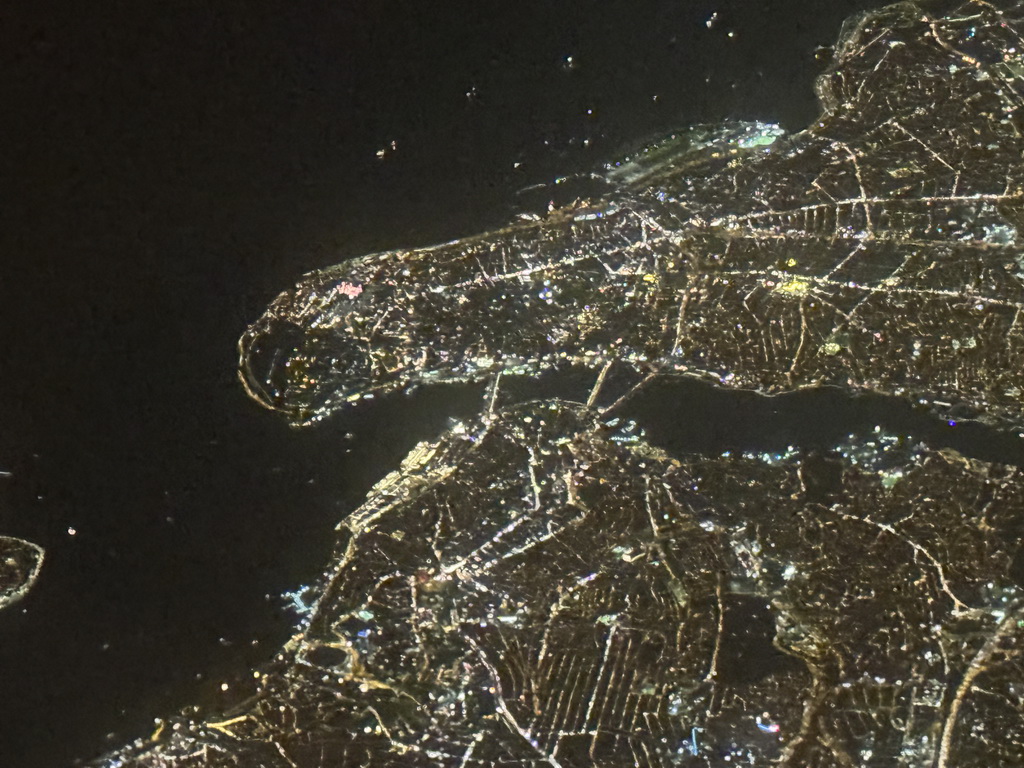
[1,1,1007,765]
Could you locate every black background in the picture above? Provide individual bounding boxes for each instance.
[0,1,1003,765]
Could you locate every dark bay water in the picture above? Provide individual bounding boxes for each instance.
[2,1,1006,765]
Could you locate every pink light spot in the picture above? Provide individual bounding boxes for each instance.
[335,281,363,300]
